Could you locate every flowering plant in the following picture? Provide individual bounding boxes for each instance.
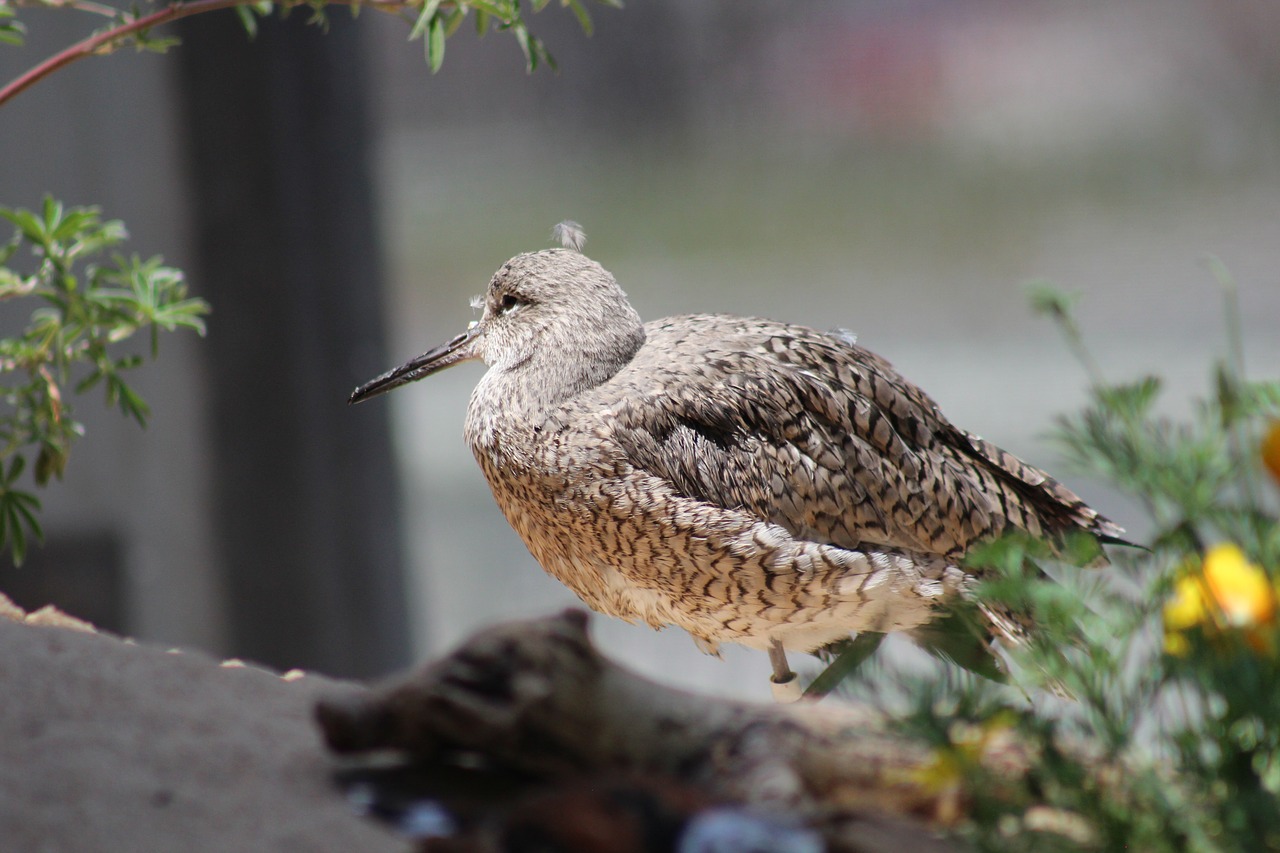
[826,271,1280,851]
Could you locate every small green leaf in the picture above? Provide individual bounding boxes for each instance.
[0,269,35,299]
[2,208,44,242]
[1096,377,1162,418]
[34,442,67,485]
[13,493,43,546]
[0,23,26,48]
[1027,279,1080,321]
[235,4,260,38]
[1239,380,1280,418]
[74,369,105,395]
[114,380,150,426]
[408,0,442,41]
[135,33,182,54]
[564,0,592,36]
[5,454,25,486]
[6,512,27,566]
[427,14,446,71]
[0,232,18,266]
[535,36,557,72]
[1,487,43,567]
[804,632,885,698]
[512,22,534,71]
[304,2,329,31]
[911,605,1009,684]
[41,196,62,235]
[442,6,466,37]
[468,0,513,20]
[12,487,42,518]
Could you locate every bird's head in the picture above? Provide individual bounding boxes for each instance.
[350,224,645,406]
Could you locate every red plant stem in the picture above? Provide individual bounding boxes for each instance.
[0,0,413,109]
[1,0,243,107]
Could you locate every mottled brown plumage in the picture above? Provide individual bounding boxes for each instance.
[351,235,1125,677]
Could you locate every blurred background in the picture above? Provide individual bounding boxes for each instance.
[0,0,1277,700]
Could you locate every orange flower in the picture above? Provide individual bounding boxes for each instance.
[1204,543,1277,626]
[1263,420,1280,485]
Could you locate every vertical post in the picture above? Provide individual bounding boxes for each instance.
[174,11,410,676]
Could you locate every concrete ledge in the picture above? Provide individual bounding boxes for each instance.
[0,608,409,853]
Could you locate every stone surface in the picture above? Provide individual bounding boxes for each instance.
[0,613,408,853]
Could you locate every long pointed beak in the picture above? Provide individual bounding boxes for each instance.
[349,327,481,405]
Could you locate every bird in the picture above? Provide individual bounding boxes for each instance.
[350,223,1127,696]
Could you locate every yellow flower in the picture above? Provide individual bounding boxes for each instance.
[908,713,1017,824]
[1162,631,1191,657]
[1264,420,1280,485]
[1163,544,1279,656]
[1162,574,1209,656]
[1163,574,1209,631]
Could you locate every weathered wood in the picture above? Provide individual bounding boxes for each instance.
[317,610,989,852]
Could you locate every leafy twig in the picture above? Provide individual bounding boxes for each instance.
[0,0,610,108]
[0,198,210,563]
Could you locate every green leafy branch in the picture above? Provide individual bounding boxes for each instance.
[0,197,210,564]
[0,0,621,106]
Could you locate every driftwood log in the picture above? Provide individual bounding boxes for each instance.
[315,610,1006,852]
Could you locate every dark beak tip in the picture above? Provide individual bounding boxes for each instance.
[347,327,479,408]
[348,383,383,406]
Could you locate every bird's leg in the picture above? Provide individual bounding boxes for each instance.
[768,639,803,703]
[768,640,793,681]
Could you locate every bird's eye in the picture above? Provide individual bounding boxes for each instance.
[499,294,522,313]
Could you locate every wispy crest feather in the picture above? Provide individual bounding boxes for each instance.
[552,221,587,253]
